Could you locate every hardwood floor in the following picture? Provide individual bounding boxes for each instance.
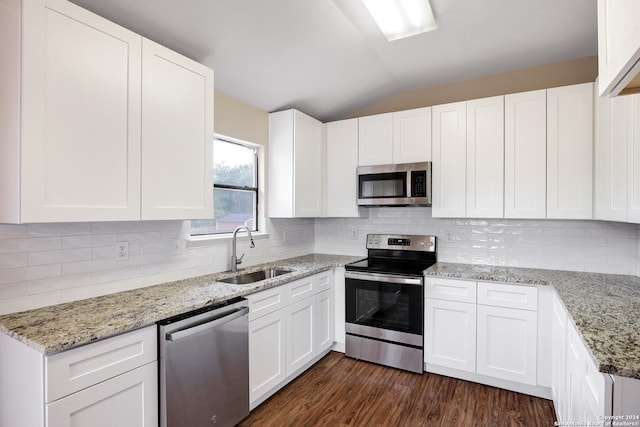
[239,352,557,427]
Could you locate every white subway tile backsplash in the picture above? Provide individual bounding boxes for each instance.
[0,264,61,285]
[28,248,92,266]
[0,253,28,269]
[0,237,61,254]
[0,214,638,315]
[61,234,116,249]
[315,209,640,276]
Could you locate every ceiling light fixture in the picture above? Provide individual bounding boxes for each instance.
[362,0,437,42]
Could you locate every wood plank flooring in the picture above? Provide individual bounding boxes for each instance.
[239,352,557,427]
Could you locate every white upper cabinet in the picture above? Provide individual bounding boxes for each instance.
[392,107,432,163]
[141,39,214,220]
[0,0,214,224]
[325,119,360,217]
[597,0,640,97]
[358,109,431,166]
[504,90,547,219]
[630,96,640,223]
[432,102,467,218]
[268,109,325,218]
[546,83,594,219]
[2,0,142,223]
[358,113,393,166]
[466,96,504,218]
[595,89,640,224]
[595,88,631,222]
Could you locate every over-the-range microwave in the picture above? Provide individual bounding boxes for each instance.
[356,161,432,207]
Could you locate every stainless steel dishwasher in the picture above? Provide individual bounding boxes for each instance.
[158,297,249,427]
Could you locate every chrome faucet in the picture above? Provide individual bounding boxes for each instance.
[231,226,255,272]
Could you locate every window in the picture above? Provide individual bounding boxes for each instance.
[191,138,258,236]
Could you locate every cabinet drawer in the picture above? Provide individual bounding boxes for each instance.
[247,286,287,321]
[477,282,538,311]
[315,271,333,292]
[287,276,316,303]
[46,361,157,427]
[425,278,477,303]
[46,326,157,402]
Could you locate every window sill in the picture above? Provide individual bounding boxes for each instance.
[186,232,271,249]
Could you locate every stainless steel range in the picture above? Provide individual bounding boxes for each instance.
[344,234,437,374]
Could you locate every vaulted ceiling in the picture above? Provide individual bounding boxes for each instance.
[69,0,598,122]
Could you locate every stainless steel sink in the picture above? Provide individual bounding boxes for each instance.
[218,268,294,285]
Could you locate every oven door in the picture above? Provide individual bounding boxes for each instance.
[345,271,423,346]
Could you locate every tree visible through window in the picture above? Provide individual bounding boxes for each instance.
[191,139,258,236]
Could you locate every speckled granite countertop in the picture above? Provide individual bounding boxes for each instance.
[425,262,640,379]
[0,253,362,355]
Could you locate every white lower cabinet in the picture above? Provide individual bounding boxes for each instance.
[316,289,334,353]
[46,361,157,427]
[476,305,537,385]
[556,298,613,425]
[286,296,316,376]
[0,325,157,427]
[248,309,286,403]
[247,270,334,408]
[424,278,540,394]
[551,290,568,423]
[424,298,476,372]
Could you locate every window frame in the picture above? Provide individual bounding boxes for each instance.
[189,135,262,239]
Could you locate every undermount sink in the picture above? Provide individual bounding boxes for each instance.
[218,268,294,285]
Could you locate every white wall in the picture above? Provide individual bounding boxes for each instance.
[0,218,313,315]
[315,208,640,276]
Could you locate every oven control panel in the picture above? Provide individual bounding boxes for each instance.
[366,234,436,252]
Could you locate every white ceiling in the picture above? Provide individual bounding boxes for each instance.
[68,0,598,122]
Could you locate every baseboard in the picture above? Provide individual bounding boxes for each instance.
[331,341,345,353]
[424,363,553,400]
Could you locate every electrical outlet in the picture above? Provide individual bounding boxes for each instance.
[171,238,181,254]
[445,232,455,243]
[351,229,358,240]
[283,230,288,242]
[116,241,129,261]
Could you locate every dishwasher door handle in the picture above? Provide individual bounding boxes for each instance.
[166,306,249,342]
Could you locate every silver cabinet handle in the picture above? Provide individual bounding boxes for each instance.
[166,307,249,342]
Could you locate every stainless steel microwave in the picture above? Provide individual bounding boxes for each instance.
[356,162,432,206]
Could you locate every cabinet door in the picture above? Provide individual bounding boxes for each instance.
[141,38,214,220]
[424,298,476,372]
[597,0,640,96]
[286,296,316,376]
[629,96,640,223]
[476,305,537,385]
[547,83,594,219]
[249,310,286,404]
[358,113,393,166]
[392,107,432,163]
[466,96,504,218]
[504,90,547,219]
[46,361,157,427]
[21,0,142,222]
[333,268,346,349]
[326,119,360,217]
[432,102,466,218]
[316,289,334,353]
[294,110,325,217]
[594,87,631,222]
[551,292,568,423]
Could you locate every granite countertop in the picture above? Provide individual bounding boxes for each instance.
[0,253,362,355]
[425,262,640,379]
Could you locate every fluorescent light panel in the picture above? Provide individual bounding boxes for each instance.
[362,0,437,41]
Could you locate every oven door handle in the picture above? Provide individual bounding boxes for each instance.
[344,271,422,285]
